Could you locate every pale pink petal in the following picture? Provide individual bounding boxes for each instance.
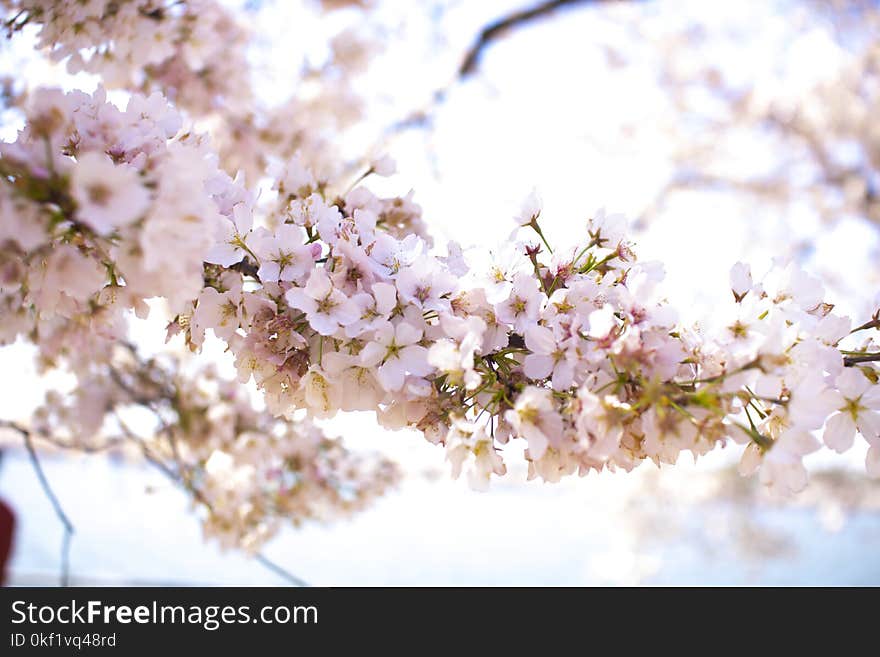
[551,361,575,391]
[304,269,332,299]
[372,282,397,315]
[523,353,553,380]
[823,412,856,453]
[285,288,316,314]
[522,424,549,460]
[395,321,422,346]
[359,342,386,368]
[377,358,406,391]
[400,345,431,376]
[525,324,556,355]
[310,313,340,336]
[856,410,880,446]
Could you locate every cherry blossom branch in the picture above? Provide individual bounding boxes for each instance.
[0,420,74,587]
[1,417,309,586]
[1,5,878,546]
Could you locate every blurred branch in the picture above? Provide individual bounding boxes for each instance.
[254,553,309,587]
[229,257,260,280]
[0,342,310,586]
[851,317,880,333]
[0,420,74,586]
[110,364,310,587]
[844,353,880,366]
[458,0,624,79]
[383,0,630,144]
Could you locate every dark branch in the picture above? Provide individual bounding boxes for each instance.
[114,407,309,587]
[844,353,880,367]
[254,553,309,587]
[851,317,880,334]
[0,420,74,586]
[381,0,629,146]
[458,0,622,79]
[229,257,260,280]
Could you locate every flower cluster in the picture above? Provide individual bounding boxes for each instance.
[0,87,399,549]
[1,5,879,559]
[3,0,251,115]
[0,86,246,349]
[3,0,385,185]
[169,156,880,495]
[32,346,397,551]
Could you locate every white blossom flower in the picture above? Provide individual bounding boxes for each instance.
[522,324,577,390]
[513,188,542,227]
[359,320,432,391]
[505,386,563,460]
[370,155,396,177]
[395,258,457,313]
[191,285,242,346]
[321,351,386,411]
[760,429,821,496]
[480,242,531,304]
[301,366,342,418]
[205,202,254,267]
[285,269,359,336]
[344,282,397,338]
[587,208,627,248]
[495,272,543,333]
[367,232,425,276]
[279,153,317,198]
[763,262,824,312]
[252,224,316,284]
[71,151,149,234]
[445,418,505,490]
[428,315,486,389]
[289,193,341,231]
[730,261,753,301]
[823,369,880,453]
[587,304,617,339]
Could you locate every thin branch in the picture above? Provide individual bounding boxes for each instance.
[115,414,308,586]
[851,317,880,334]
[844,353,880,366]
[0,420,74,586]
[229,257,260,280]
[380,0,629,146]
[253,553,309,587]
[458,0,621,78]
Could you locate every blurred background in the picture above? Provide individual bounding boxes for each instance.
[1,0,880,585]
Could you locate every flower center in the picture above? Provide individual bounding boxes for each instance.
[86,183,112,206]
[316,296,337,313]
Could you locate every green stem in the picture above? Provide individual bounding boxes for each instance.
[528,220,553,254]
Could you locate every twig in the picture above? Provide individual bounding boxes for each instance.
[844,353,880,366]
[114,415,308,586]
[113,413,213,511]
[230,257,261,280]
[0,420,74,586]
[254,553,309,587]
[458,0,620,78]
[381,0,628,145]
[851,318,880,334]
